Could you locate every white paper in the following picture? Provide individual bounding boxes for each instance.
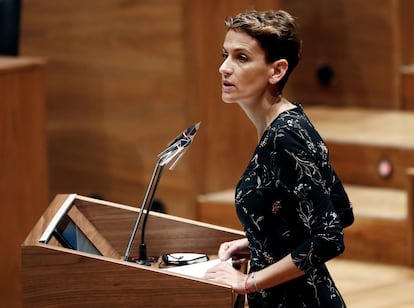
[164,258,230,279]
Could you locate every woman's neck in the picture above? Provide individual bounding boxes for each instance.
[247,96,295,140]
[236,87,297,140]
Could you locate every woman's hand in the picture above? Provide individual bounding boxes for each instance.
[219,238,250,266]
[204,260,247,294]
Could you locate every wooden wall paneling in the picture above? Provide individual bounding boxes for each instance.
[280,0,401,109]
[305,106,414,189]
[341,216,410,265]
[196,189,243,231]
[399,0,414,64]
[327,143,414,189]
[399,0,414,110]
[407,168,414,266]
[183,0,279,195]
[401,71,414,110]
[20,0,200,218]
[0,57,49,308]
[20,0,281,223]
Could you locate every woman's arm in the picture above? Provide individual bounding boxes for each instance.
[249,254,304,292]
[204,253,304,294]
[207,238,304,294]
[218,238,250,265]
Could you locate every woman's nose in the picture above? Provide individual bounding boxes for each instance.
[219,60,231,76]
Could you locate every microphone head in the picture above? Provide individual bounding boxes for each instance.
[185,122,201,141]
[158,121,201,166]
[167,122,201,147]
[191,122,201,134]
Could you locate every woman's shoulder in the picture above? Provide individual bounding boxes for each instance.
[262,105,322,153]
[259,121,297,153]
[267,106,305,137]
[275,104,308,125]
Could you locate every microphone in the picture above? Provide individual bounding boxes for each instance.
[124,122,201,264]
[158,122,200,167]
[167,122,200,147]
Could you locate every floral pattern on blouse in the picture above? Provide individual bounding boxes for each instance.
[235,105,350,307]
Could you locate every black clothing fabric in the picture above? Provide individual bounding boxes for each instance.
[235,104,352,307]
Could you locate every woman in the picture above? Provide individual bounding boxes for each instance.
[204,9,354,307]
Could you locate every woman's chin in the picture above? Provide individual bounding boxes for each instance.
[221,95,237,104]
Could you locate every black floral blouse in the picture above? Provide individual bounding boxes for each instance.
[235,104,351,307]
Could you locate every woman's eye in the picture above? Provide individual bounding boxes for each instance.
[221,52,248,63]
[238,54,248,62]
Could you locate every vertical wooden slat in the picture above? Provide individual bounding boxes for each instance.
[0,57,49,308]
[406,168,414,266]
[399,0,414,110]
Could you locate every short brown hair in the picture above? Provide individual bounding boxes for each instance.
[225,10,302,91]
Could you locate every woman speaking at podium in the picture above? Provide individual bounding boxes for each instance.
[204,9,353,307]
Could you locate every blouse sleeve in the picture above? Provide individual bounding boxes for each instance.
[274,131,345,273]
[331,170,354,228]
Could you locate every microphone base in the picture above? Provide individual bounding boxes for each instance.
[126,255,159,266]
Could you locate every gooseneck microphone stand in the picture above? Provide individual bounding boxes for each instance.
[123,156,164,264]
[123,122,200,264]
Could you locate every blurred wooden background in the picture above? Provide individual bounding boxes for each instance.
[2,0,414,306]
[19,0,273,219]
[18,0,414,219]
[282,0,414,109]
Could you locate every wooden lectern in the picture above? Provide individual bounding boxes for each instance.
[21,194,245,307]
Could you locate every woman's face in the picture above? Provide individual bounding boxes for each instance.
[219,30,274,105]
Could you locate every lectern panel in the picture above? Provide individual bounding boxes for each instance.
[22,194,245,307]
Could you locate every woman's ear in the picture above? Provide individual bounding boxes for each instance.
[269,59,288,85]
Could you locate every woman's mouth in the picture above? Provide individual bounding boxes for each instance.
[222,80,235,91]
